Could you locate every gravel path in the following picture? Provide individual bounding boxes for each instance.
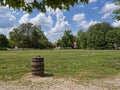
[0,74,120,90]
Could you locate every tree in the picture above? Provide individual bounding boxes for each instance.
[106,28,117,49]
[0,0,89,13]
[113,0,120,20]
[106,27,120,49]
[87,22,113,49]
[114,28,120,49]
[57,30,75,48]
[0,34,9,50]
[77,30,87,49]
[9,23,52,49]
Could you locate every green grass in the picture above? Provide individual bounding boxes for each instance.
[0,50,120,81]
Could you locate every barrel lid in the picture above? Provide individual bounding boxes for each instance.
[32,57,44,61]
[32,56,43,59]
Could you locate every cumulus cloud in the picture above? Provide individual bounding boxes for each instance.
[44,8,70,41]
[79,20,99,29]
[30,13,53,27]
[46,7,70,34]
[112,20,120,27]
[50,21,69,33]
[50,9,69,33]
[0,6,16,28]
[73,13,99,29]
[73,13,85,22]
[19,13,53,28]
[101,3,120,19]
[19,14,30,24]
[0,26,16,38]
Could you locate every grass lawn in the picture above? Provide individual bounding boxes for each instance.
[0,50,120,81]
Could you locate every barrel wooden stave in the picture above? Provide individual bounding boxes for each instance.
[31,57,44,76]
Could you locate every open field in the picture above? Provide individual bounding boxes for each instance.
[0,50,120,81]
[0,50,120,90]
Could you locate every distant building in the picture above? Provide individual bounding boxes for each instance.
[73,42,77,48]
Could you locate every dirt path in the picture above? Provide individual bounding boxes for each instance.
[0,74,120,90]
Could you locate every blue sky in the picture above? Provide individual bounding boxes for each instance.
[0,0,120,42]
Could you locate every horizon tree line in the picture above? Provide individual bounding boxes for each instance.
[0,22,120,50]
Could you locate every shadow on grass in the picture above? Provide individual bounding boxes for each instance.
[42,73,54,77]
[32,73,54,77]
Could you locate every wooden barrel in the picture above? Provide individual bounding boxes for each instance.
[32,57,44,76]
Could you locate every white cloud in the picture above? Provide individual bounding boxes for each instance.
[89,0,97,3]
[50,21,69,33]
[19,14,30,24]
[79,20,99,29]
[49,9,69,33]
[101,3,120,19]
[0,26,16,38]
[73,13,99,29]
[46,8,70,34]
[45,8,70,42]
[19,12,53,28]
[0,6,17,38]
[30,13,53,27]
[112,20,120,27]
[0,6,16,28]
[47,32,63,42]
[73,13,85,22]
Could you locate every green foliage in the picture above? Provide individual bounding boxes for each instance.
[113,0,120,20]
[115,28,120,48]
[57,30,75,48]
[0,0,89,13]
[77,30,87,49]
[75,22,120,50]
[87,22,113,49]
[9,23,53,49]
[0,34,9,50]
[56,22,120,50]
[106,29,117,49]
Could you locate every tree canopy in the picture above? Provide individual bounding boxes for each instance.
[57,30,75,48]
[87,22,113,49]
[9,23,53,49]
[114,0,120,20]
[77,30,87,49]
[0,34,9,50]
[0,0,89,13]
[1,22,120,50]
[76,22,120,49]
[56,22,120,50]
